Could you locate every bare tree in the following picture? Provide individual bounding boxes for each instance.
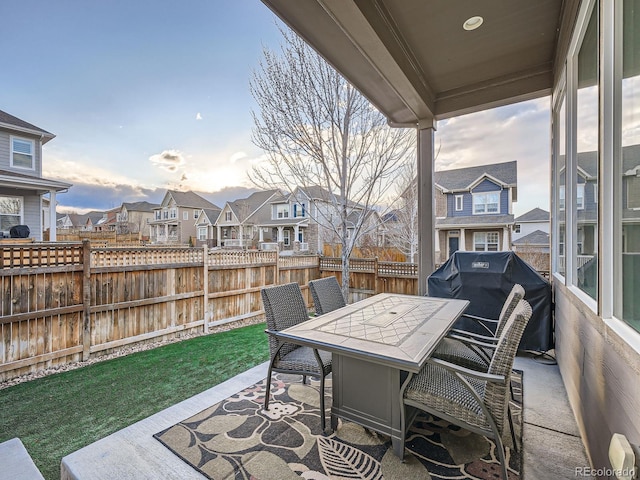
[386,162,419,263]
[249,27,415,299]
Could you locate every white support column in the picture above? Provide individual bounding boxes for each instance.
[417,119,436,295]
[277,226,284,242]
[459,228,466,251]
[503,227,509,251]
[49,190,57,242]
[434,228,440,259]
[259,227,264,242]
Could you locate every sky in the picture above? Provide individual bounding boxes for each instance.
[1,0,551,218]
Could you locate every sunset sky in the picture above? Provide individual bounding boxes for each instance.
[1,0,551,216]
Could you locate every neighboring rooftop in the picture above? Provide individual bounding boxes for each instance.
[0,109,55,143]
[513,229,550,246]
[515,208,550,223]
[435,160,517,192]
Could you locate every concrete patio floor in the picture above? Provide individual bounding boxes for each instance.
[60,352,593,480]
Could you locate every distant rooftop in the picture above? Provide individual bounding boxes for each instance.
[515,207,550,223]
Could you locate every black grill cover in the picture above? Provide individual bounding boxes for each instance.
[9,225,30,238]
[428,251,553,352]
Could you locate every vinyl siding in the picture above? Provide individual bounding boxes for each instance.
[0,188,41,239]
[0,130,42,174]
[447,179,509,217]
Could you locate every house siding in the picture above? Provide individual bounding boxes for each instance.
[0,131,42,175]
[447,179,508,217]
[0,187,41,239]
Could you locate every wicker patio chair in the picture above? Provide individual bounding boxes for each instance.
[432,283,525,370]
[261,282,332,431]
[308,276,346,316]
[398,299,533,480]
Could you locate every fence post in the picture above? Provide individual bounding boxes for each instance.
[374,256,379,294]
[202,245,209,334]
[82,239,91,361]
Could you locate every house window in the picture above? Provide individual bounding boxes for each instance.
[474,232,499,251]
[559,185,566,210]
[293,203,306,217]
[276,204,289,218]
[514,224,521,233]
[283,229,290,246]
[573,3,598,301]
[225,211,232,221]
[155,211,161,220]
[222,228,228,238]
[455,195,463,211]
[10,137,34,170]
[0,196,22,235]
[194,211,199,219]
[577,183,585,210]
[472,192,499,214]
[170,208,177,219]
[197,226,207,240]
[183,211,189,221]
[618,0,640,331]
[627,176,640,209]
[298,229,304,242]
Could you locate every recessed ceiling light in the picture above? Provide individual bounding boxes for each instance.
[463,16,484,31]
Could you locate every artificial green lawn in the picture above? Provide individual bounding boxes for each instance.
[0,322,269,480]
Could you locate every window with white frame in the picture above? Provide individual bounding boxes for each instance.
[293,203,306,217]
[455,195,463,211]
[183,211,189,221]
[197,226,207,240]
[194,211,199,219]
[170,208,177,219]
[225,211,232,221]
[276,204,289,218]
[577,183,585,210]
[472,192,499,214]
[0,196,22,234]
[11,137,34,170]
[474,232,499,251]
[283,229,290,246]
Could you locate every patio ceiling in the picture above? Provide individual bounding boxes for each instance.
[261,0,580,122]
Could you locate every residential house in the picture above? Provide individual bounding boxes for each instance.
[194,206,222,248]
[149,190,220,245]
[434,161,517,264]
[512,208,550,259]
[0,110,71,240]
[266,1,640,473]
[56,211,104,232]
[117,201,159,239]
[215,190,280,248]
[259,186,383,255]
[94,207,119,232]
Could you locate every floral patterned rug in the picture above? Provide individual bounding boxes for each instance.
[154,371,522,479]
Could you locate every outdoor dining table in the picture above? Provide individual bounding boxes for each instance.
[277,292,469,457]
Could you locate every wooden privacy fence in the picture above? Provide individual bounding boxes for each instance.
[0,244,418,382]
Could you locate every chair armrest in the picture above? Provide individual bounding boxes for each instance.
[427,357,506,384]
[447,333,499,350]
[460,313,499,336]
[448,328,499,343]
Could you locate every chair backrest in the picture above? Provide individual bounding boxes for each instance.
[494,283,526,337]
[308,276,346,316]
[485,298,533,432]
[261,282,310,358]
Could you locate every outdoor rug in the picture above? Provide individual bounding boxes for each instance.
[154,371,522,480]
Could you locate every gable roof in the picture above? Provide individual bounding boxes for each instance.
[515,208,550,223]
[197,207,223,224]
[229,189,280,222]
[122,201,159,213]
[0,110,55,143]
[512,229,550,246]
[435,161,517,192]
[162,190,220,210]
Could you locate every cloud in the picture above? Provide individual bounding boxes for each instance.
[196,112,203,120]
[149,149,186,172]
[229,151,247,163]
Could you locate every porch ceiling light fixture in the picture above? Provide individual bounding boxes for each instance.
[463,16,484,31]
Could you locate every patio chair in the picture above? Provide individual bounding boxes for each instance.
[261,282,332,431]
[398,299,533,480]
[432,283,525,370]
[308,276,346,316]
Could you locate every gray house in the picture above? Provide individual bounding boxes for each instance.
[0,110,71,241]
[434,161,517,263]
